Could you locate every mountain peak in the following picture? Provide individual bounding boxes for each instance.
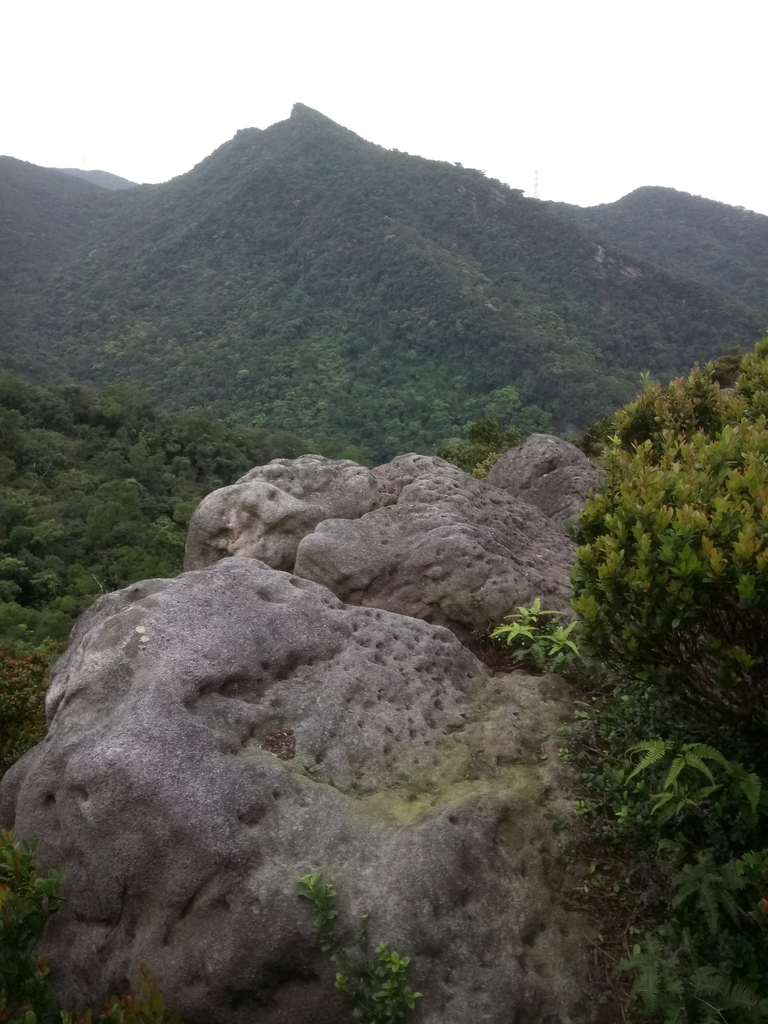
[290,102,326,119]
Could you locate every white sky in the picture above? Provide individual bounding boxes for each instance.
[2,0,767,214]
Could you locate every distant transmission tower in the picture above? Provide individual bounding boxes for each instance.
[533,169,539,199]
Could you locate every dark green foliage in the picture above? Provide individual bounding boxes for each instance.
[556,186,768,318]
[297,873,422,1023]
[2,108,763,462]
[576,413,616,458]
[561,677,768,1024]
[572,336,768,726]
[0,371,312,651]
[434,418,520,477]
[434,384,554,476]
[565,337,768,1019]
[710,348,746,388]
[0,652,49,778]
[0,831,61,1024]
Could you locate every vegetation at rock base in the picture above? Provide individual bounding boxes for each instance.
[559,334,768,1022]
[0,831,179,1024]
[2,106,765,463]
[558,667,768,1023]
[298,872,422,1023]
[491,598,579,672]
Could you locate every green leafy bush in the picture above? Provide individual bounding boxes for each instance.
[0,652,49,778]
[615,743,768,1023]
[298,873,422,1023]
[561,683,768,1023]
[572,335,768,726]
[435,417,519,478]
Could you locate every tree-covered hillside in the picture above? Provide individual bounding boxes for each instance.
[555,186,768,318]
[58,168,138,190]
[2,106,764,461]
[0,371,318,652]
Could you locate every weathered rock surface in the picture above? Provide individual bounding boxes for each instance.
[184,455,393,571]
[370,452,486,503]
[0,559,593,1024]
[295,483,575,635]
[486,434,603,527]
[185,453,576,634]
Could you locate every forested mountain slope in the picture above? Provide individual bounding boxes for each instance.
[1,105,764,461]
[0,371,314,650]
[554,186,768,318]
[58,168,138,190]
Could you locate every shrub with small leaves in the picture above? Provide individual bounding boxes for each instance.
[298,873,422,1023]
[572,334,768,727]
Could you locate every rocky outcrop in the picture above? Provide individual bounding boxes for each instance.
[0,559,592,1024]
[185,453,575,634]
[184,455,393,571]
[295,482,574,636]
[486,434,603,527]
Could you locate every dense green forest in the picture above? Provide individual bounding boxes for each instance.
[0,371,323,651]
[2,105,764,462]
[555,186,768,318]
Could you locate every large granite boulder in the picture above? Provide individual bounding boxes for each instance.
[185,454,575,635]
[486,435,603,527]
[184,455,393,571]
[294,487,574,636]
[0,559,593,1024]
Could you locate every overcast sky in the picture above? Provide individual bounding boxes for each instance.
[3,0,766,214]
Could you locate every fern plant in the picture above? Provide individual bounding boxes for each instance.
[627,741,764,824]
[622,932,768,1024]
[491,598,580,671]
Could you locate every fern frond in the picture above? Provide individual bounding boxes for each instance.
[665,754,695,789]
[628,740,670,780]
[682,744,729,769]
[679,752,716,785]
[731,767,762,814]
[692,965,768,1017]
[737,848,768,878]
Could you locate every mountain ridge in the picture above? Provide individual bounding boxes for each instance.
[58,167,138,190]
[554,186,768,317]
[1,106,764,460]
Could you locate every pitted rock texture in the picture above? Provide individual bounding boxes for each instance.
[294,489,574,635]
[0,559,594,1024]
[486,434,603,527]
[185,452,575,634]
[370,452,487,503]
[184,455,393,571]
